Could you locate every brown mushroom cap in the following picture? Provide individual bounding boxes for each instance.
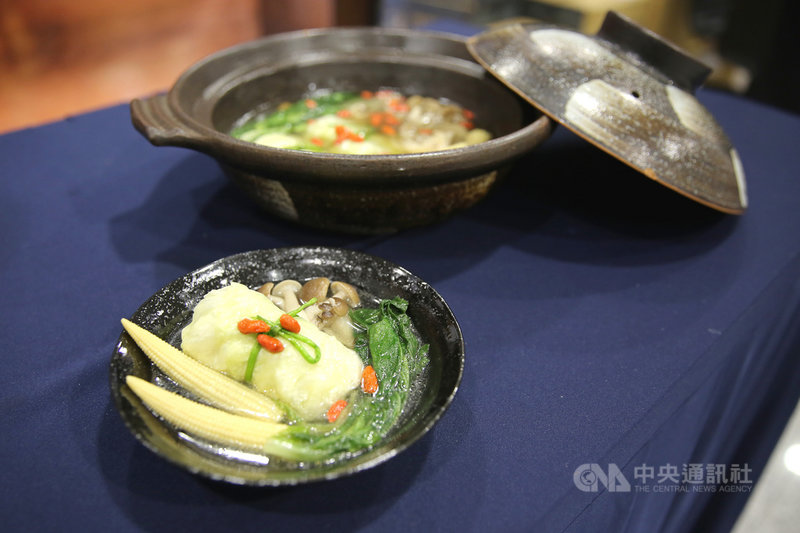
[257,282,274,297]
[317,297,350,324]
[300,277,331,303]
[330,281,360,307]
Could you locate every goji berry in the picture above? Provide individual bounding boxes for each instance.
[327,399,348,422]
[257,334,284,353]
[279,313,301,333]
[361,365,378,394]
[238,318,270,334]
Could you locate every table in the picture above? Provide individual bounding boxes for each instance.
[2,84,800,532]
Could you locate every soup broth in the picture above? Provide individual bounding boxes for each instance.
[231,89,492,155]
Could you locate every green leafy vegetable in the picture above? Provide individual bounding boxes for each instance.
[352,298,430,378]
[231,91,359,143]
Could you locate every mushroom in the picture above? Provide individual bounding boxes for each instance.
[309,280,359,327]
[270,280,303,313]
[316,297,350,324]
[330,281,360,308]
[259,278,361,348]
[300,277,330,303]
[324,312,357,348]
[309,281,360,347]
[257,281,287,308]
[257,281,274,297]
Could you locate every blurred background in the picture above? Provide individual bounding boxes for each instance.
[0,0,797,134]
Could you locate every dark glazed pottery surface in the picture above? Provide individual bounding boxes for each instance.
[468,12,747,214]
[110,247,465,486]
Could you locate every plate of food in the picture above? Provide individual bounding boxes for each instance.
[110,247,464,485]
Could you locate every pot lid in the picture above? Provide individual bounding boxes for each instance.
[467,11,747,214]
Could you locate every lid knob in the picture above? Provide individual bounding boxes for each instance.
[597,11,712,92]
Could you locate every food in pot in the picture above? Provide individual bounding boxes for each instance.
[231,89,492,154]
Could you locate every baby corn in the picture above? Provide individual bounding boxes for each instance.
[126,376,287,451]
[121,318,283,421]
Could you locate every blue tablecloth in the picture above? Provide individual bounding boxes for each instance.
[2,85,799,532]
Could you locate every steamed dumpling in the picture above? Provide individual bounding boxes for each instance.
[180,283,363,421]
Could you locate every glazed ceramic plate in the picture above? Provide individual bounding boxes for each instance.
[110,247,464,485]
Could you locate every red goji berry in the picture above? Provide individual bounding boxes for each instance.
[383,112,400,126]
[257,334,284,353]
[279,313,301,333]
[327,399,348,422]
[361,365,378,394]
[334,124,348,144]
[238,318,270,334]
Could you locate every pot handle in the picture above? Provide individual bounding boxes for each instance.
[130,93,207,149]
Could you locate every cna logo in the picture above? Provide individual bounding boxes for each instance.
[573,463,631,492]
